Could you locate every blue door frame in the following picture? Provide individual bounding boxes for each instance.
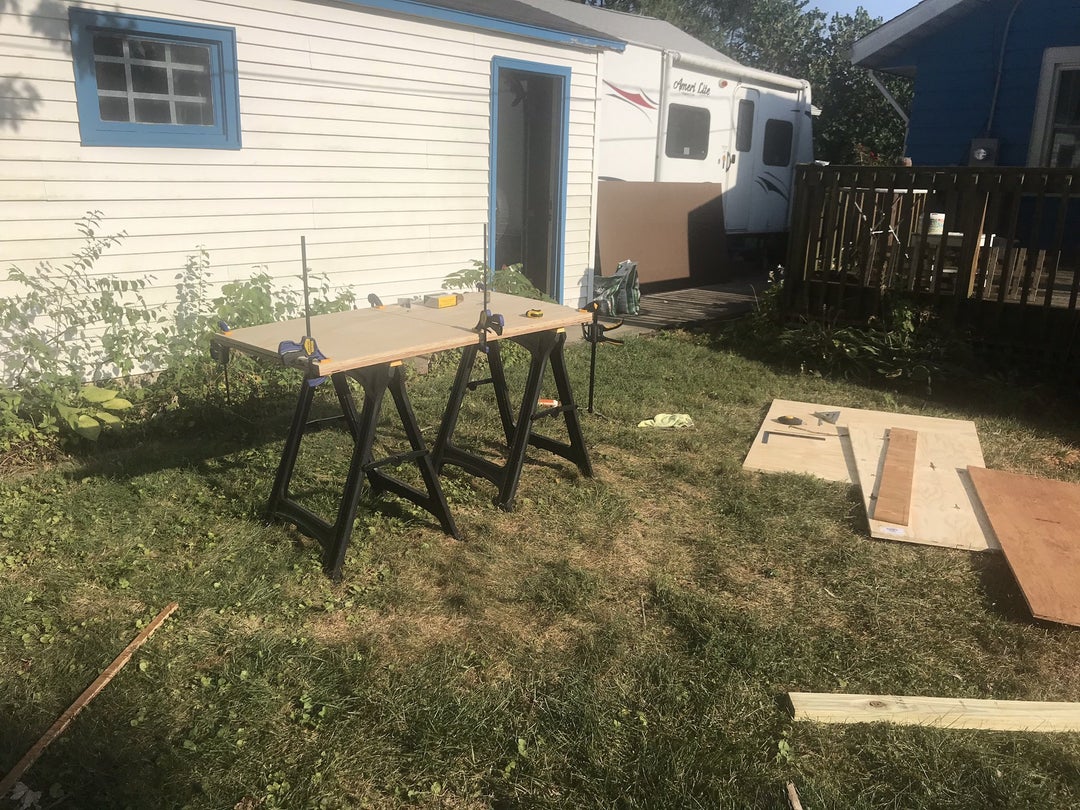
[490,57,571,301]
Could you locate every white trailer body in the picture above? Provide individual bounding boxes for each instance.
[597,42,813,236]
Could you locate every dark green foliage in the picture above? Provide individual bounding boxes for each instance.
[727,275,973,394]
[0,215,355,451]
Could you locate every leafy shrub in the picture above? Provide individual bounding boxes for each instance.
[730,271,972,394]
[442,260,551,301]
[0,213,358,452]
[0,211,154,389]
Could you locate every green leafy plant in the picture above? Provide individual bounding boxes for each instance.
[442,260,551,301]
[0,211,157,388]
[773,297,971,393]
[54,384,133,441]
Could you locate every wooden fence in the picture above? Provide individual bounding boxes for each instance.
[783,165,1080,372]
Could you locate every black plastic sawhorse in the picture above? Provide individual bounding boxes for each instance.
[433,327,592,509]
[268,361,458,579]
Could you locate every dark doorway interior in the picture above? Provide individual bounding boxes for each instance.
[494,69,562,297]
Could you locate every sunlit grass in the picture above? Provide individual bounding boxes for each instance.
[2,329,1079,808]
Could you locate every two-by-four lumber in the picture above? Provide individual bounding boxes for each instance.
[873,427,918,525]
[788,691,1080,732]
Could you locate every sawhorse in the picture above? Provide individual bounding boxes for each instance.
[433,327,592,509]
[268,361,458,579]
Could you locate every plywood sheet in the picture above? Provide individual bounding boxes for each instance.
[597,181,728,285]
[741,399,980,484]
[213,292,589,376]
[789,692,1080,732]
[741,399,851,482]
[968,467,1080,626]
[847,424,997,552]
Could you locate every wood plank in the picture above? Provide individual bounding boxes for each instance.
[788,691,1080,732]
[872,427,918,525]
[742,399,995,552]
[967,467,1080,626]
[847,425,996,552]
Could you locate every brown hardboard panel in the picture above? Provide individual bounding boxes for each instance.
[968,466,1080,626]
[597,181,728,285]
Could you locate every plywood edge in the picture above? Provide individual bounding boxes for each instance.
[788,692,1080,732]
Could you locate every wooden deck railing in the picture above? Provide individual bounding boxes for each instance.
[783,165,1080,371]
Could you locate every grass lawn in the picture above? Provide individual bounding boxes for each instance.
[2,328,1079,809]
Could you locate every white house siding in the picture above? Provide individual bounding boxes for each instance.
[0,0,603,332]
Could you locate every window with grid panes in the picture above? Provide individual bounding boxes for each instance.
[69,9,240,148]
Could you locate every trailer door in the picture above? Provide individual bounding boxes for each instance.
[724,87,760,232]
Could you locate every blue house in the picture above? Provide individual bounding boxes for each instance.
[851,0,1080,168]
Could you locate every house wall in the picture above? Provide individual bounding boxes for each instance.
[900,0,1080,166]
[0,0,603,321]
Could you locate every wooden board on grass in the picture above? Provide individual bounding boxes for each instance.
[968,467,1080,626]
[872,427,918,525]
[846,424,996,552]
[788,691,1080,732]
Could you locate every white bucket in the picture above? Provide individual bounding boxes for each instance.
[928,212,945,236]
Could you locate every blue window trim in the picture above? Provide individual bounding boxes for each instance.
[490,57,571,302]
[68,8,241,149]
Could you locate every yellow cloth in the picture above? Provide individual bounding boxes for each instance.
[637,413,694,429]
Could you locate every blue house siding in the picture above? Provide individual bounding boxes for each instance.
[880,0,1080,166]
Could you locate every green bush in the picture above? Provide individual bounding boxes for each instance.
[730,272,973,394]
[0,214,357,453]
[442,260,551,301]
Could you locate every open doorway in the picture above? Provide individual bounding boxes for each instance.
[491,59,569,299]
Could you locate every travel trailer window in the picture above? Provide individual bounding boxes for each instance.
[762,119,793,167]
[665,104,710,160]
[68,8,241,149]
[735,100,754,152]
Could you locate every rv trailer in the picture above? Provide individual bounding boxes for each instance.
[528,0,814,256]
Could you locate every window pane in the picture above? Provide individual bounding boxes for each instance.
[1053,69,1080,125]
[174,68,211,100]
[665,104,709,160]
[95,61,127,91]
[131,64,169,95]
[172,43,212,70]
[1049,69,1080,166]
[133,98,172,123]
[92,35,124,57]
[736,99,754,152]
[129,39,166,62]
[98,95,130,122]
[763,119,793,167]
[176,101,214,126]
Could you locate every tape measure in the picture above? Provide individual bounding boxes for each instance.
[526,309,544,318]
[776,415,803,426]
